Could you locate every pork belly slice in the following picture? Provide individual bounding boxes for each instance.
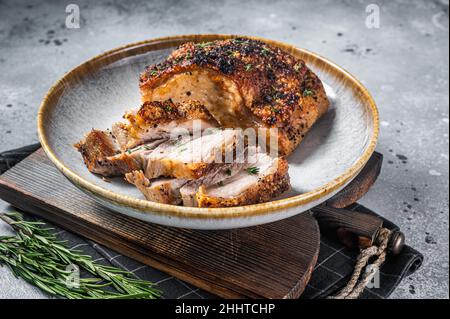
[142,129,241,180]
[193,153,290,208]
[180,161,249,207]
[125,171,187,205]
[140,37,329,155]
[179,146,259,207]
[112,99,218,151]
[75,129,163,177]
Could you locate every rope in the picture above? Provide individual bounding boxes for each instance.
[328,228,392,299]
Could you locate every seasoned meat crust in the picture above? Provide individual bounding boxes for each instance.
[140,37,329,155]
[125,99,215,128]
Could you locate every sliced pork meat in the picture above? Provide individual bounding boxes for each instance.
[125,171,188,205]
[142,129,242,180]
[74,129,162,177]
[112,99,218,151]
[179,147,257,206]
[76,38,317,207]
[140,37,329,155]
[76,99,217,177]
[193,152,290,208]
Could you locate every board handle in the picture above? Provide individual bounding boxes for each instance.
[313,205,382,249]
[313,152,405,255]
[313,205,405,255]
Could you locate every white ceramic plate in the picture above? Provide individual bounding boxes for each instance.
[38,35,378,229]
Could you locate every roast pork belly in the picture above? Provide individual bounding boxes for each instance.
[194,152,290,208]
[113,99,218,151]
[180,161,249,207]
[76,99,217,177]
[74,129,163,177]
[127,146,289,208]
[125,171,188,205]
[140,37,329,155]
[126,155,247,205]
[179,147,257,207]
[142,129,241,180]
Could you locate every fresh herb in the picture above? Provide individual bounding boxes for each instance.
[271,85,282,100]
[246,167,260,175]
[127,146,140,154]
[261,47,271,55]
[0,212,161,299]
[233,38,249,45]
[196,41,213,48]
[225,168,232,176]
[149,70,158,76]
[245,64,252,71]
[272,91,282,101]
[217,181,224,187]
[127,144,154,154]
[303,89,315,97]
[164,103,173,112]
[271,106,281,114]
[127,146,141,153]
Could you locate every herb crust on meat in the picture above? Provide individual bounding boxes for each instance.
[140,37,329,155]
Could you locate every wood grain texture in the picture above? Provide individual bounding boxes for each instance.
[0,149,382,298]
[313,205,383,249]
[0,149,320,299]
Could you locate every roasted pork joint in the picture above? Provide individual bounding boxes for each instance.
[140,37,329,155]
[76,38,334,208]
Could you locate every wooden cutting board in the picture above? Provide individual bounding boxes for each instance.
[0,149,382,299]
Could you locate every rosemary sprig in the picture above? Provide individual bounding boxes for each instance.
[303,89,315,97]
[246,167,260,175]
[0,212,161,299]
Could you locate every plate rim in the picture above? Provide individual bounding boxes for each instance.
[37,34,379,220]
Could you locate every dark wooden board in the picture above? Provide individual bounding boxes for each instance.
[326,152,383,208]
[0,149,383,298]
[0,149,319,299]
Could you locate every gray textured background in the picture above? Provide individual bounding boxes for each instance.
[0,0,448,299]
